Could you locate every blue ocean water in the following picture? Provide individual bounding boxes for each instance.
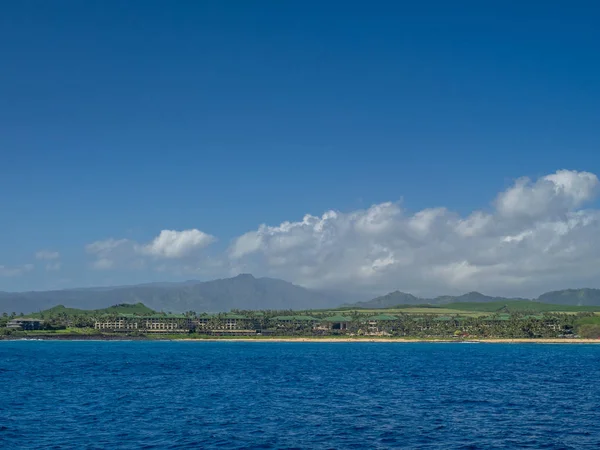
[1,342,599,449]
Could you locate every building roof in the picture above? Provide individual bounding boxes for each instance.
[8,318,43,322]
[195,313,250,320]
[115,314,188,319]
[150,314,188,319]
[322,315,352,322]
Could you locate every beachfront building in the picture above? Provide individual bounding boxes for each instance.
[5,318,44,331]
[272,315,319,331]
[320,315,352,331]
[366,314,397,333]
[142,315,193,332]
[94,315,139,331]
[198,313,250,330]
[194,315,212,330]
[94,314,193,333]
[194,313,256,334]
[222,313,250,330]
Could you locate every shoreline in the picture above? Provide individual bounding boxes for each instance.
[3,335,600,344]
[178,337,600,344]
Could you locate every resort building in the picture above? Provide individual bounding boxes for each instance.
[5,318,44,331]
[94,314,193,333]
[194,315,213,330]
[142,315,193,332]
[520,314,563,331]
[272,315,319,329]
[194,313,251,331]
[320,315,352,331]
[366,314,397,333]
[94,316,139,331]
[221,313,250,330]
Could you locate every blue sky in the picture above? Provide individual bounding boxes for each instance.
[1,1,600,295]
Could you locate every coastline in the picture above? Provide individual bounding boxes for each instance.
[177,337,600,344]
[3,335,600,344]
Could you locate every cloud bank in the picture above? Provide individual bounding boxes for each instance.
[228,170,600,297]
[82,170,600,297]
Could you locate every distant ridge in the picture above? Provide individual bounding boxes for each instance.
[347,288,600,309]
[433,291,529,304]
[0,274,346,314]
[350,291,423,308]
[3,275,600,315]
[538,288,600,306]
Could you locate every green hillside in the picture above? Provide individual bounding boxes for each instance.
[538,288,600,306]
[28,302,156,318]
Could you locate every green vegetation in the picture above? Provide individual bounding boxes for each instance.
[574,315,600,326]
[349,288,600,310]
[572,315,600,338]
[3,301,600,341]
[28,302,156,318]
[1,303,162,331]
[578,324,600,339]
[538,288,600,306]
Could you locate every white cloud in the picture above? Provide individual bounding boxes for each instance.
[227,169,600,297]
[82,170,600,298]
[229,231,262,259]
[85,238,137,270]
[495,170,598,219]
[35,250,60,260]
[85,230,215,270]
[140,229,215,258]
[0,264,34,277]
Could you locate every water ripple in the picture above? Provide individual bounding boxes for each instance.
[1,342,600,449]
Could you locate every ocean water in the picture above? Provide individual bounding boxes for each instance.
[1,342,599,449]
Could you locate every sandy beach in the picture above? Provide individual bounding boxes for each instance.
[4,335,600,343]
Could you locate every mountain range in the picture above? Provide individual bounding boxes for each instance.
[0,274,352,314]
[2,274,600,314]
[350,288,600,308]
